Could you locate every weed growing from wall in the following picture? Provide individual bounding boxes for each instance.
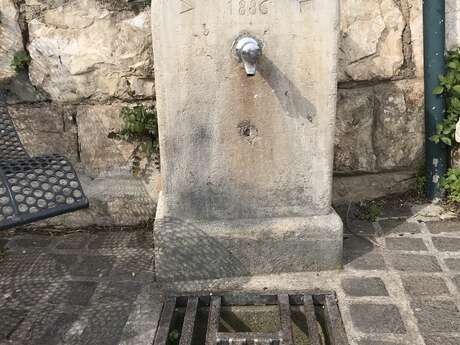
[11,51,31,72]
[441,168,460,203]
[110,104,159,175]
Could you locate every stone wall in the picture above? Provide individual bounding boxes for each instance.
[0,0,426,225]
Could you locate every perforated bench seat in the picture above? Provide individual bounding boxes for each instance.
[0,106,89,230]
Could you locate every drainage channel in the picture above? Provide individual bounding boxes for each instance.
[153,292,348,345]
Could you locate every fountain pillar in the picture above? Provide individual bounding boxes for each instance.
[152,0,343,281]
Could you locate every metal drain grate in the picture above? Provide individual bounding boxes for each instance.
[154,292,348,345]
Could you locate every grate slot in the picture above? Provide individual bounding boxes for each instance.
[154,297,177,345]
[205,295,221,345]
[303,294,321,345]
[179,297,199,345]
[323,294,348,345]
[217,332,280,341]
[278,294,294,345]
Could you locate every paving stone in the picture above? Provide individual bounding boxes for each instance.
[426,221,460,234]
[349,304,406,334]
[76,303,133,345]
[432,237,460,252]
[35,312,78,345]
[0,281,54,306]
[93,281,142,305]
[11,237,51,249]
[110,251,154,280]
[50,281,98,306]
[88,232,133,250]
[412,300,460,333]
[127,231,154,249]
[345,252,386,271]
[358,341,399,345]
[385,237,427,251]
[347,219,377,236]
[387,254,441,272]
[0,254,38,279]
[71,255,114,277]
[379,204,413,219]
[344,234,375,253]
[401,276,450,297]
[453,275,460,290]
[0,238,9,251]
[29,254,77,279]
[342,277,388,297]
[444,258,460,272]
[379,219,421,236]
[423,335,460,345]
[54,234,90,250]
[0,308,28,339]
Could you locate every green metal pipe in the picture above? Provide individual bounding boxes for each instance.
[424,0,448,200]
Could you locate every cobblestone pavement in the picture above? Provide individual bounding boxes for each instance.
[1,203,460,345]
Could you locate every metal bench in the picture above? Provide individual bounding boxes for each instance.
[0,106,88,229]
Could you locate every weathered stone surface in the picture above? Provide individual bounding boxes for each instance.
[335,87,376,172]
[424,335,460,345]
[7,103,79,161]
[339,0,405,81]
[447,0,460,50]
[76,104,137,176]
[402,276,450,296]
[335,79,424,173]
[342,277,388,296]
[349,304,406,334]
[373,80,424,170]
[26,0,154,102]
[0,0,23,82]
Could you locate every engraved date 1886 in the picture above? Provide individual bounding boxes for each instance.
[228,0,271,15]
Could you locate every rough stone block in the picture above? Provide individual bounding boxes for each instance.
[7,104,79,161]
[338,0,405,81]
[0,308,28,339]
[342,277,388,297]
[349,304,406,334]
[27,1,154,102]
[412,300,460,333]
[385,238,427,251]
[50,281,97,306]
[387,254,441,272]
[401,276,450,297]
[0,0,23,82]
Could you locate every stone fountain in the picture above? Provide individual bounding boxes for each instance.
[152,0,343,281]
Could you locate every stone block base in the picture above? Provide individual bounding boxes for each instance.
[154,202,343,282]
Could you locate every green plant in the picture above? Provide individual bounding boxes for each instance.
[355,200,382,222]
[11,50,31,72]
[111,104,159,175]
[430,48,460,146]
[441,168,460,202]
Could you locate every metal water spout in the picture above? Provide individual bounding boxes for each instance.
[234,36,262,76]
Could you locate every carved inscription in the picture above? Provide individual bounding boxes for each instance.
[228,0,270,15]
[299,0,312,12]
[180,0,194,14]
